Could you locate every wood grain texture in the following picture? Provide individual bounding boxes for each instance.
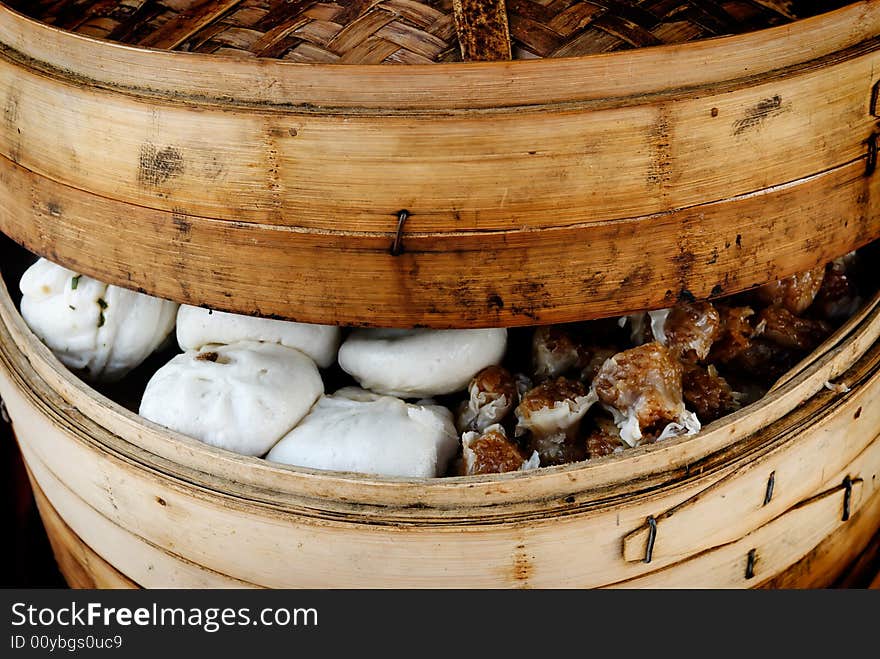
[2,2,879,110]
[759,484,880,588]
[1,3,878,325]
[1,30,877,233]
[1,254,879,587]
[613,468,879,588]
[31,455,880,589]
[452,0,512,61]
[29,475,139,589]
[3,0,802,63]
[1,152,877,327]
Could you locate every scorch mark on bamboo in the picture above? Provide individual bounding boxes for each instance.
[202,155,226,182]
[620,264,654,290]
[732,95,788,135]
[4,87,21,165]
[512,544,532,584]
[486,293,504,310]
[171,209,192,239]
[3,87,18,127]
[647,107,673,193]
[138,143,184,187]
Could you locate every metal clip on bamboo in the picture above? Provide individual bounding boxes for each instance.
[0,0,879,588]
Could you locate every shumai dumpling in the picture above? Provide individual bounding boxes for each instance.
[19,258,178,382]
[176,304,341,368]
[461,424,540,476]
[456,365,519,434]
[337,328,507,398]
[139,341,323,457]
[593,342,700,447]
[265,387,458,478]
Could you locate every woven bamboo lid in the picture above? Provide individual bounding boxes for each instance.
[6,0,838,63]
[0,0,877,328]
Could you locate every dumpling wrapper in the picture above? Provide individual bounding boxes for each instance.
[266,387,459,478]
[456,365,518,434]
[20,258,178,382]
[618,309,671,346]
[176,304,341,368]
[461,423,540,475]
[337,328,508,398]
[139,341,323,457]
[593,342,700,448]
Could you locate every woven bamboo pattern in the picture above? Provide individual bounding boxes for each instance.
[4,0,849,63]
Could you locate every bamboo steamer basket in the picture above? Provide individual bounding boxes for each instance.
[0,237,879,588]
[1,0,880,588]
[1,0,879,327]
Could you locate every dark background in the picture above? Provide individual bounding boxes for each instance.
[2,416,66,588]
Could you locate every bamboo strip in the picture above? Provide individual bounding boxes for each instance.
[137,0,244,50]
[611,462,879,588]
[452,0,513,61]
[764,494,880,588]
[1,153,876,327]
[622,373,880,563]
[2,2,879,110]
[29,474,139,589]
[20,440,258,588]
[1,42,877,233]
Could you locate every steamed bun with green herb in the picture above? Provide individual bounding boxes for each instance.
[19,258,178,383]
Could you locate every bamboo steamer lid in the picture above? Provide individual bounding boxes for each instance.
[0,0,878,327]
[7,0,807,61]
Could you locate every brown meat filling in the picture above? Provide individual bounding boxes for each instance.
[663,301,721,363]
[462,426,529,475]
[682,363,740,423]
[593,342,685,439]
[754,265,826,314]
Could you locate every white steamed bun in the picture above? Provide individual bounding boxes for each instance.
[265,387,458,478]
[176,304,340,368]
[139,341,323,457]
[337,328,507,398]
[19,258,178,382]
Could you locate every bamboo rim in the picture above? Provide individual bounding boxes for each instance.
[2,1,879,111]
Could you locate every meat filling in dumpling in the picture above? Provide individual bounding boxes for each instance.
[754,266,826,315]
[585,413,626,459]
[515,377,597,466]
[811,256,862,321]
[461,424,539,476]
[756,306,832,352]
[456,365,519,434]
[593,342,700,447]
[662,301,721,363]
[682,362,742,423]
[531,326,586,381]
